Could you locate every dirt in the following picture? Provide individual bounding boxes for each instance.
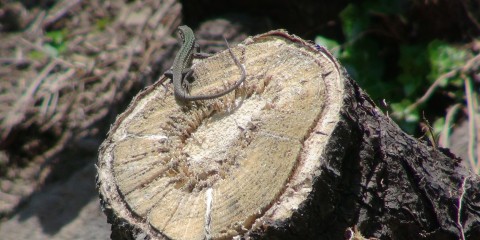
[0,161,110,240]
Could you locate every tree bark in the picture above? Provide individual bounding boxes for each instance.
[96,29,480,240]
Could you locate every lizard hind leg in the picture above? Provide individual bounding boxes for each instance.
[164,69,173,79]
[164,68,191,82]
[193,42,212,59]
[193,52,211,59]
[182,68,195,92]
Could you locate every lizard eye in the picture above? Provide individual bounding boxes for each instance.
[178,30,184,40]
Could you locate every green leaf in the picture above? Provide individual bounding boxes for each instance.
[46,30,65,45]
[397,44,429,97]
[432,117,445,137]
[314,36,340,57]
[340,38,388,100]
[340,4,369,41]
[95,17,111,31]
[28,50,46,60]
[427,40,468,83]
[390,99,420,134]
[44,29,69,56]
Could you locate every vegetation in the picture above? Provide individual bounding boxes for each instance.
[316,2,480,173]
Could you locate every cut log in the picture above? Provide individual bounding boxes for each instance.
[96,30,480,240]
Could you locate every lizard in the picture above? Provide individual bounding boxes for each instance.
[165,25,246,101]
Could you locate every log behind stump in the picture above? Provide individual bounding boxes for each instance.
[96,30,480,240]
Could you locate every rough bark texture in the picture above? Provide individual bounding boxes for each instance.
[245,75,480,240]
[340,78,480,239]
[96,29,480,240]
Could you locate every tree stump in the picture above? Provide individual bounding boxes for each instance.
[96,30,480,240]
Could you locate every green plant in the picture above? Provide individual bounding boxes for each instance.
[315,2,480,172]
[44,29,69,56]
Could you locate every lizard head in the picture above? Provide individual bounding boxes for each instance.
[177,25,194,44]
